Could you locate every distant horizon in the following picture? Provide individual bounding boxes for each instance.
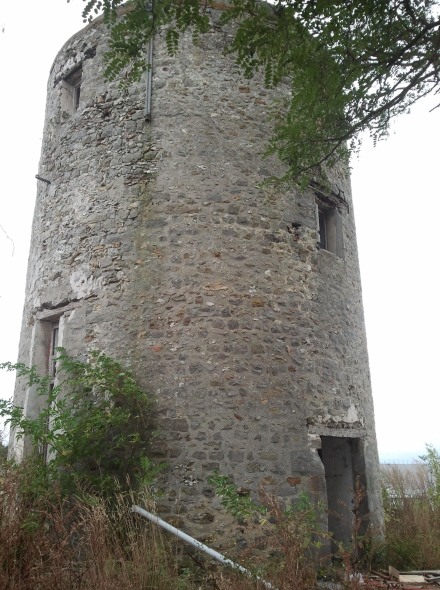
[379,451,428,464]
[0,421,432,466]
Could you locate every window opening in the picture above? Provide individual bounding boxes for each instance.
[73,84,81,110]
[40,322,59,461]
[13,310,70,461]
[49,324,59,382]
[316,201,344,258]
[317,206,328,250]
[62,65,82,113]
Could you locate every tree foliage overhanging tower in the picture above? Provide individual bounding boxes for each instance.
[13,9,383,546]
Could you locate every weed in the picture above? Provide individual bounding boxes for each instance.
[208,473,329,590]
[381,446,440,568]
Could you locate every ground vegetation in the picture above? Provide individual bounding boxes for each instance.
[1,353,439,586]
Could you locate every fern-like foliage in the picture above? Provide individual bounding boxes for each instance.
[73,0,440,185]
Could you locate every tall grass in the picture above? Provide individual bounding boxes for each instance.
[0,457,194,590]
[2,448,440,589]
[381,450,440,569]
[0,455,326,590]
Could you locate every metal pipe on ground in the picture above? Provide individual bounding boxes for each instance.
[131,504,276,590]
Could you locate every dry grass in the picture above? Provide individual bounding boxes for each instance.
[381,462,440,569]
[200,488,328,590]
[0,458,193,590]
[3,450,440,590]
[0,456,326,590]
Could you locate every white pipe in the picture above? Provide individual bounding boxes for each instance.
[131,504,276,590]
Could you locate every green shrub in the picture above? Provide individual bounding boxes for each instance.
[0,349,157,497]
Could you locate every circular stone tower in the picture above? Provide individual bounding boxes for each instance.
[13,10,383,548]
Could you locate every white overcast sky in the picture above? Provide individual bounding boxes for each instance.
[1,1,439,460]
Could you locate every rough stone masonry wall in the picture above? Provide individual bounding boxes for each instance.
[14,10,383,548]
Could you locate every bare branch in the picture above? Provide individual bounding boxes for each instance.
[0,223,14,256]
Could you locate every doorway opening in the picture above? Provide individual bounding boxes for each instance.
[318,436,369,549]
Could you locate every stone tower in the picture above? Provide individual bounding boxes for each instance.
[13,10,383,547]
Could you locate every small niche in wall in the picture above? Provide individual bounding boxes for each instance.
[61,65,82,114]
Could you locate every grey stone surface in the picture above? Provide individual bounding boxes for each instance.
[13,10,383,548]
